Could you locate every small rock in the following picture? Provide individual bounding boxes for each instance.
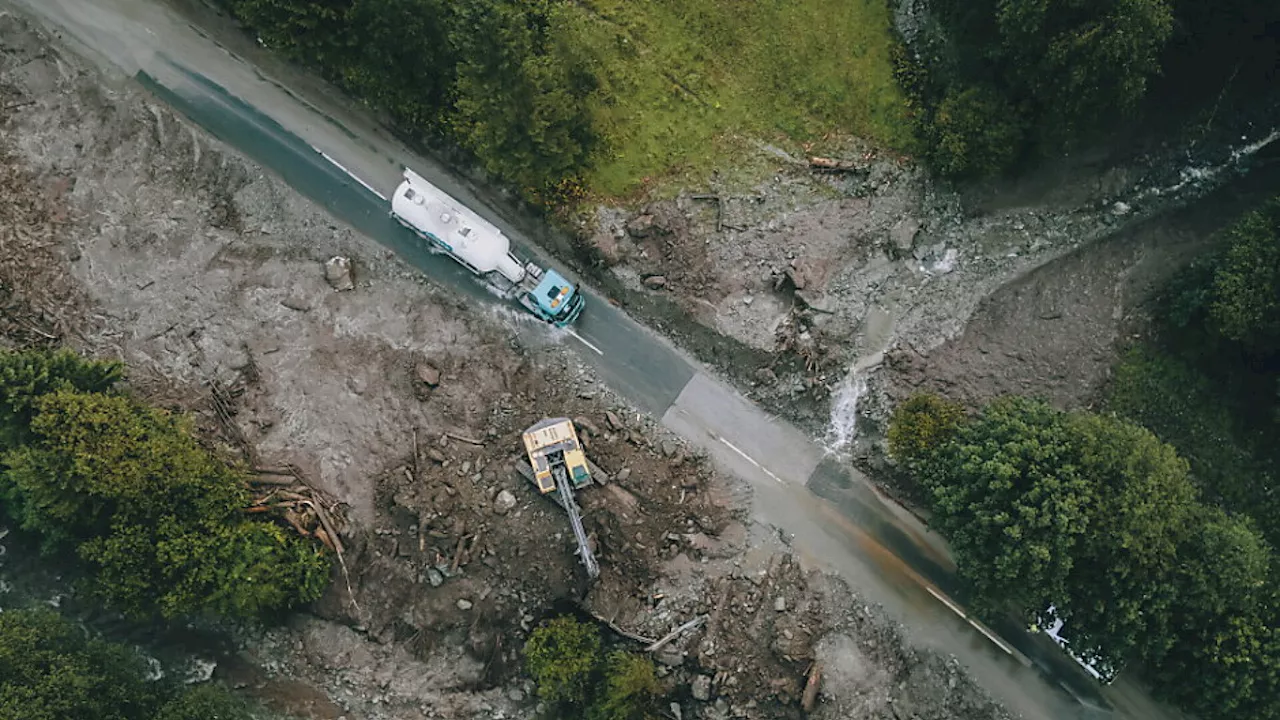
[346,376,366,396]
[281,296,312,312]
[1112,201,1132,216]
[691,674,713,702]
[493,490,517,515]
[626,213,657,238]
[775,596,787,612]
[754,367,777,385]
[661,440,677,457]
[456,598,473,611]
[507,687,525,702]
[670,702,684,720]
[656,648,684,667]
[643,275,668,290]
[573,416,600,437]
[427,448,447,464]
[616,468,632,482]
[416,363,441,387]
[742,295,754,306]
[324,256,355,291]
[889,218,920,256]
[605,410,624,431]
[426,568,444,587]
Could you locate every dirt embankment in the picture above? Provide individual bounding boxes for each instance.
[572,104,1278,450]
[0,10,1024,720]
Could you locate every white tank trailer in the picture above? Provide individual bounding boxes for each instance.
[390,168,585,327]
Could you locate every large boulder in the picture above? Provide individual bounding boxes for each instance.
[324,256,355,291]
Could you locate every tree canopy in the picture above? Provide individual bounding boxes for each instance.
[0,350,331,621]
[523,616,662,718]
[224,0,596,201]
[0,608,255,720]
[893,392,1279,717]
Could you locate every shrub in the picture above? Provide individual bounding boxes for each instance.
[524,616,603,707]
[589,651,661,720]
[925,85,1025,177]
[886,392,965,465]
[0,350,332,621]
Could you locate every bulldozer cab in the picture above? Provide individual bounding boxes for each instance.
[521,418,592,493]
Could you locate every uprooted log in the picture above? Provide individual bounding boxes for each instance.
[808,156,866,173]
[245,470,361,618]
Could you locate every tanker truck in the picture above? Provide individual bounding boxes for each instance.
[390,168,585,327]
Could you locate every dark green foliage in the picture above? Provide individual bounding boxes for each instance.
[0,608,255,720]
[916,397,1095,618]
[1054,412,1196,664]
[154,683,254,720]
[0,608,160,720]
[588,651,661,720]
[0,349,331,621]
[524,616,603,707]
[886,392,966,465]
[1107,345,1278,543]
[224,0,351,65]
[523,616,663,718]
[907,390,1280,717]
[0,349,123,448]
[920,0,1176,176]
[223,0,596,202]
[992,0,1173,141]
[924,85,1026,177]
[449,0,596,197]
[1209,198,1280,354]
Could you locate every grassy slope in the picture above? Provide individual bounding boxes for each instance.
[560,0,914,197]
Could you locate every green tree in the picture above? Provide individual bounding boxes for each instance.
[589,651,661,720]
[154,683,254,720]
[0,349,122,448]
[887,392,966,465]
[916,397,1093,618]
[1148,509,1277,719]
[524,616,602,708]
[925,84,1026,177]
[1209,198,1280,355]
[449,0,597,195]
[339,0,456,131]
[0,608,161,720]
[226,0,353,66]
[1054,412,1197,664]
[1,389,330,619]
[993,0,1174,141]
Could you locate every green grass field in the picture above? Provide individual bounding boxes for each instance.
[557,0,914,197]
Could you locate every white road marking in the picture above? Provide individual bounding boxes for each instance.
[926,586,969,618]
[715,435,786,484]
[312,147,388,202]
[926,587,1020,659]
[565,328,603,356]
[969,619,1019,657]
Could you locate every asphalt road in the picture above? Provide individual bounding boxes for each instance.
[6,1,1160,717]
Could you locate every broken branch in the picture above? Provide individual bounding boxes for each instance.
[645,615,708,653]
[445,431,484,446]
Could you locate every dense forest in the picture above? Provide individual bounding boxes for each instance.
[218,0,1278,201]
[889,201,1280,719]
